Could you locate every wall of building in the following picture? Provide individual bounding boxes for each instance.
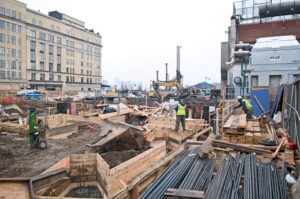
[0,0,102,95]
[236,19,300,44]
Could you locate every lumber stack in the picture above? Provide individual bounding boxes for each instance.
[0,122,29,136]
[223,115,261,144]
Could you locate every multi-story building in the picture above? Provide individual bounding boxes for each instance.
[221,0,300,98]
[0,0,102,95]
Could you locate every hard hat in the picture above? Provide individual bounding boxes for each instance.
[237,96,242,100]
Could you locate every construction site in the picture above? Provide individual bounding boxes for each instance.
[1,0,300,198]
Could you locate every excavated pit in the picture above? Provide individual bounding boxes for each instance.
[65,186,102,198]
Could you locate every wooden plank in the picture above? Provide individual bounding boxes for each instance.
[164,188,204,199]
[238,114,247,128]
[212,139,272,154]
[223,115,235,128]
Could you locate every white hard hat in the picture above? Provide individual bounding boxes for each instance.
[237,96,242,100]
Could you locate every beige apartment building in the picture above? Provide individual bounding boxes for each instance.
[0,0,102,95]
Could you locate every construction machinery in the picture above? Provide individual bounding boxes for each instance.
[152,80,185,101]
[29,107,47,149]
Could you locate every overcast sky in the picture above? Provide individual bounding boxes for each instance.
[22,0,235,88]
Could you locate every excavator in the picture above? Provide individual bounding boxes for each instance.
[152,80,187,101]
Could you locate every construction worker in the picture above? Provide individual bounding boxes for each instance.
[175,99,186,132]
[234,96,253,120]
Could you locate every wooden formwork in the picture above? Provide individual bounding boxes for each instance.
[33,141,172,199]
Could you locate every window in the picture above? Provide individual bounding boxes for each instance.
[11,61,16,69]
[0,8,4,15]
[30,41,35,51]
[66,67,69,73]
[38,20,42,27]
[81,69,83,74]
[6,22,9,30]
[49,54,53,63]
[12,11,16,18]
[50,24,54,30]
[66,76,69,82]
[81,61,83,67]
[18,37,21,45]
[86,70,88,75]
[18,25,21,33]
[0,20,4,29]
[6,9,10,17]
[58,75,61,81]
[66,59,69,65]
[57,37,61,44]
[11,23,16,32]
[18,13,21,20]
[18,49,21,58]
[40,74,45,81]
[56,26,60,32]
[49,45,53,54]
[6,71,10,79]
[30,30,36,38]
[6,60,10,68]
[39,43,44,52]
[6,35,9,43]
[0,34,4,42]
[81,77,84,82]
[0,60,4,68]
[32,18,36,25]
[31,73,36,80]
[66,40,69,46]
[30,51,35,61]
[66,49,69,56]
[0,47,4,55]
[57,56,61,64]
[0,70,4,79]
[80,44,84,49]
[6,48,9,56]
[18,72,21,79]
[11,49,16,57]
[12,72,16,80]
[11,36,16,44]
[81,52,84,59]
[48,35,54,42]
[40,62,44,70]
[30,62,35,70]
[39,32,45,40]
[49,63,53,72]
[57,47,61,55]
[18,62,21,70]
[49,74,54,81]
[40,53,44,62]
[57,64,61,72]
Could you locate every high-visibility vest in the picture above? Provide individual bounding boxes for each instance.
[177,104,186,115]
[242,99,252,110]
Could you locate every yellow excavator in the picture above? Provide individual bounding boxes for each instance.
[152,81,185,101]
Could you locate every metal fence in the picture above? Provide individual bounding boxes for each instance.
[284,79,300,154]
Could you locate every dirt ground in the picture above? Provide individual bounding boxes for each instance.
[0,125,101,178]
[100,148,150,168]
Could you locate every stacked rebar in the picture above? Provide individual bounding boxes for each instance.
[139,147,214,199]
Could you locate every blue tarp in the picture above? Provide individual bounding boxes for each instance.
[271,85,284,116]
[251,88,270,117]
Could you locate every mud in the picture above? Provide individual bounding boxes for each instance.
[0,124,101,178]
[65,186,102,198]
[100,148,150,168]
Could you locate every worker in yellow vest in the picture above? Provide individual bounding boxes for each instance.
[234,96,253,120]
[175,99,186,132]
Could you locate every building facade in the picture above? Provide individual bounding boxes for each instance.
[0,0,102,95]
[221,0,300,97]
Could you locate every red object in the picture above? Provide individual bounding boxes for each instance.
[90,123,94,131]
[286,142,297,151]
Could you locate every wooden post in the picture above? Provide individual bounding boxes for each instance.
[117,104,120,115]
[188,108,192,119]
[216,110,219,136]
[145,91,148,111]
[221,86,225,135]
